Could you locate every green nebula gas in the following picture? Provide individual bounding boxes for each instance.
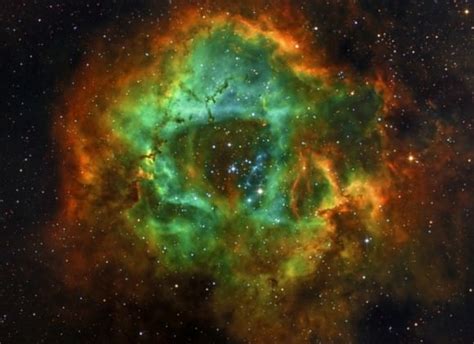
[56,11,403,343]
[114,22,382,276]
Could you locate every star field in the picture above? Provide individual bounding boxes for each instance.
[0,1,473,343]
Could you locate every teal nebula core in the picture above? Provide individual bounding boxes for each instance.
[110,24,382,272]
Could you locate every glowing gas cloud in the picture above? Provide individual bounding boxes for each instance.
[51,3,469,342]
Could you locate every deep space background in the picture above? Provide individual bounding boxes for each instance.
[1,1,473,343]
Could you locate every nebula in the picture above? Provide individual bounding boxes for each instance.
[49,3,472,342]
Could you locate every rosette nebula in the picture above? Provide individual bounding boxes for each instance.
[3,1,471,343]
